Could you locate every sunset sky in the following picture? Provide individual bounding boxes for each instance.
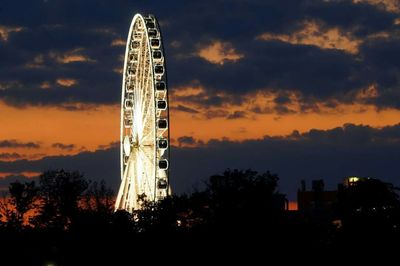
[1,0,400,200]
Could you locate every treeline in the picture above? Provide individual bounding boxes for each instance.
[0,169,399,264]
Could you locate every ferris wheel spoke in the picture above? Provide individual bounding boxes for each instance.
[136,149,148,197]
[115,168,129,209]
[140,37,150,112]
[139,73,154,137]
[125,150,137,209]
[138,146,155,199]
[136,45,149,141]
[116,149,135,210]
[140,125,154,145]
[139,69,150,128]
[140,104,153,143]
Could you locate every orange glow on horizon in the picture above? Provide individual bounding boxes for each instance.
[0,101,119,159]
[1,90,400,161]
[288,201,298,211]
[171,105,400,141]
[0,171,41,179]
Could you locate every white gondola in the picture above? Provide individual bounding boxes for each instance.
[158,159,168,170]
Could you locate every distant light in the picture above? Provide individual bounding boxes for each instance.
[332,219,342,229]
[348,177,359,183]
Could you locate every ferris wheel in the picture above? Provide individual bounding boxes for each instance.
[115,14,170,212]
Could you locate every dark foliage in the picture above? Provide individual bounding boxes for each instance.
[334,178,400,253]
[0,180,38,228]
[32,169,89,229]
[0,168,399,264]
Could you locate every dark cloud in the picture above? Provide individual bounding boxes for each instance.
[227,111,247,119]
[0,174,37,192]
[358,35,400,109]
[274,105,296,115]
[171,105,199,114]
[52,143,75,151]
[171,123,400,200]
[0,147,120,192]
[173,89,228,108]
[177,136,196,146]
[168,40,366,100]
[176,136,205,147]
[0,152,22,160]
[306,0,397,37]
[97,141,119,150]
[0,140,40,149]
[0,123,399,200]
[274,92,292,105]
[205,109,229,119]
[0,0,399,110]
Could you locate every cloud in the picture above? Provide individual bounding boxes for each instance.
[274,105,296,115]
[51,143,76,151]
[177,136,204,147]
[25,54,46,69]
[353,0,400,13]
[97,141,119,150]
[0,153,22,160]
[357,35,400,109]
[49,48,96,64]
[0,123,398,200]
[0,147,120,191]
[0,25,24,41]
[168,40,366,101]
[177,136,195,146]
[0,140,40,149]
[171,104,200,114]
[197,41,243,65]
[56,78,77,87]
[227,111,247,120]
[39,81,51,89]
[0,174,40,192]
[0,0,399,111]
[171,123,400,199]
[306,0,397,37]
[111,38,125,46]
[205,109,229,119]
[257,20,362,54]
[0,171,40,179]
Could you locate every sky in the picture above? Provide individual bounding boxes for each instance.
[1,0,400,200]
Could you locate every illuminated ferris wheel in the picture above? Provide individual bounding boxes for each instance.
[115,14,170,212]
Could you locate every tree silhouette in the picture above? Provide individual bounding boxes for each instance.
[130,169,289,244]
[333,178,400,254]
[0,180,38,228]
[33,169,88,229]
[337,178,400,230]
[2,167,399,262]
[132,194,191,234]
[82,180,114,214]
[205,169,286,227]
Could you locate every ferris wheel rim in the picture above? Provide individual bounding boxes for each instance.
[116,13,170,212]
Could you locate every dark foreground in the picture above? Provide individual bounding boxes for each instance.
[1,169,399,265]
